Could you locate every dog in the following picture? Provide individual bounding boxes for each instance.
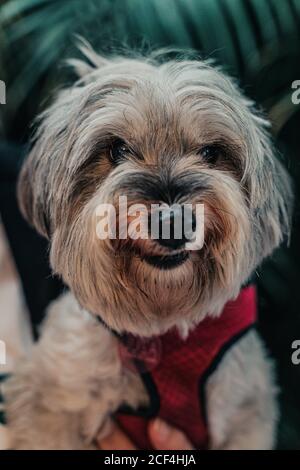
[2,40,293,449]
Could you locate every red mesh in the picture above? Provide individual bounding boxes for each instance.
[117,285,257,449]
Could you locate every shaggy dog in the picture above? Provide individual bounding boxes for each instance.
[2,41,293,449]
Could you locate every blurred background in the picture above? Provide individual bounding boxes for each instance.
[0,0,299,449]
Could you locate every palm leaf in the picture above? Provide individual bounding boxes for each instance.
[0,0,299,118]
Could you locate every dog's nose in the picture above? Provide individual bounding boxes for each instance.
[151,206,196,250]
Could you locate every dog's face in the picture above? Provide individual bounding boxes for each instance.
[18,44,292,336]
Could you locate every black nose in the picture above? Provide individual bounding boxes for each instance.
[151,206,196,250]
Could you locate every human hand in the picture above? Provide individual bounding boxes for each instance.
[97,418,194,450]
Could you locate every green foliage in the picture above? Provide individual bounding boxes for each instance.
[0,0,299,128]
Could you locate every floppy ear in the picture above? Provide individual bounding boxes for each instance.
[17,143,51,239]
[261,153,293,251]
[18,40,111,238]
[17,87,78,239]
[247,116,293,259]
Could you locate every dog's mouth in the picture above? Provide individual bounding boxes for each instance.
[141,251,189,270]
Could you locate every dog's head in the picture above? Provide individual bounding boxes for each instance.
[18,42,293,336]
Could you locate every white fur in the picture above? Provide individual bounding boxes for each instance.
[207,330,278,449]
[3,292,148,449]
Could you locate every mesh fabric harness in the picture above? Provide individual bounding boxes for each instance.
[116,285,257,449]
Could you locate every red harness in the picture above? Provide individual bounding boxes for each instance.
[116,285,257,449]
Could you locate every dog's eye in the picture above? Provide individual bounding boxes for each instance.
[110,140,129,164]
[198,145,221,164]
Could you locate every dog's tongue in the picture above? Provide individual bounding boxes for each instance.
[118,334,162,372]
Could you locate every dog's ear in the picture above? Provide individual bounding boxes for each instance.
[246,112,293,257]
[17,85,79,239]
[17,142,51,239]
[67,37,109,79]
[18,41,111,239]
[18,40,110,237]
